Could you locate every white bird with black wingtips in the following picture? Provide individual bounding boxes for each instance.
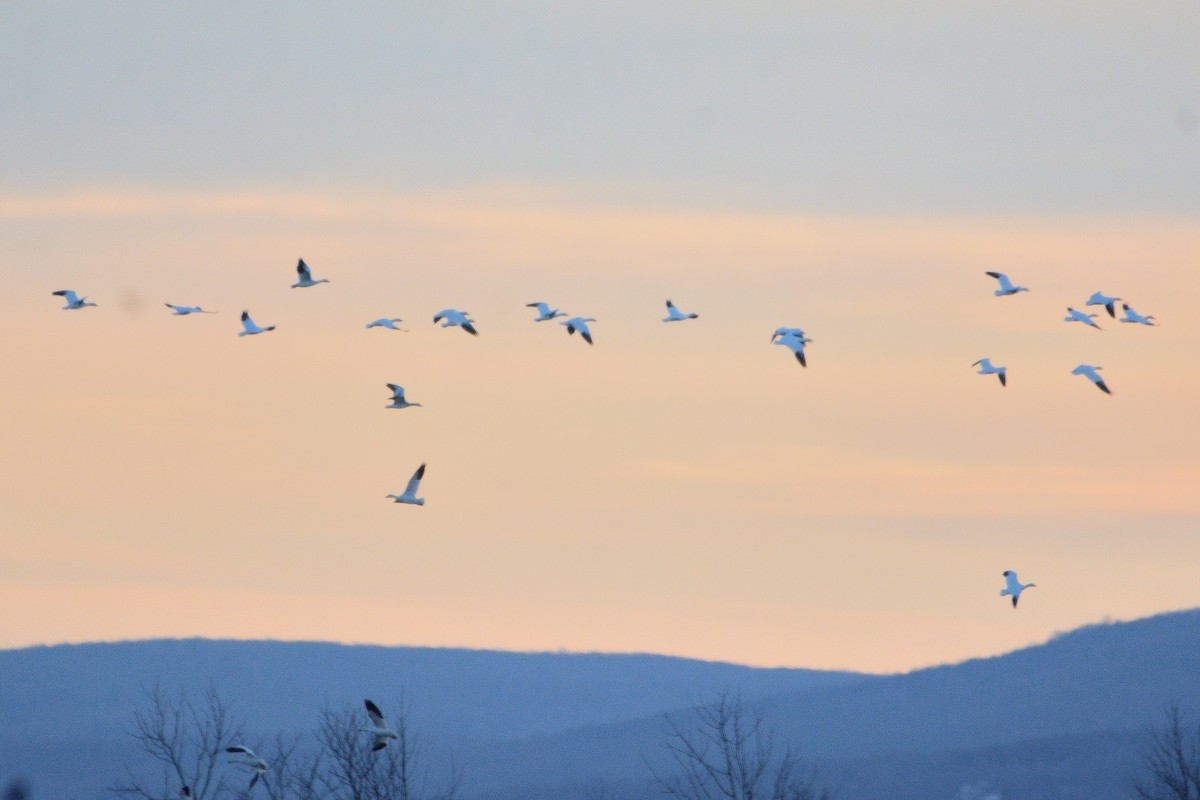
[1000,570,1036,608]
[165,303,216,315]
[433,308,478,336]
[1064,307,1102,330]
[291,258,330,288]
[1071,364,1111,395]
[385,384,422,409]
[773,331,811,367]
[51,290,97,310]
[662,299,699,322]
[366,317,407,331]
[985,271,1029,296]
[1120,304,1159,326]
[1085,291,1122,318]
[387,463,427,506]
[363,700,400,751]
[526,302,566,322]
[972,358,1007,386]
[226,745,269,789]
[238,310,275,336]
[561,316,596,345]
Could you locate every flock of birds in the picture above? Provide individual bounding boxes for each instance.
[974,271,1159,395]
[51,261,1160,792]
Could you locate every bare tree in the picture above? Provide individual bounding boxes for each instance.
[316,700,459,800]
[109,685,244,800]
[652,692,832,800]
[1135,705,1200,800]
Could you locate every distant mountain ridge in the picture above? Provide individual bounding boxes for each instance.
[2,608,1198,800]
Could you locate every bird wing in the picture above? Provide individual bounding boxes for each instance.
[227,745,254,755]
[387,384,405,401]
[1095,377,1111,394]
[987,272,1015,291]
[54,290,80,304]
[405,463,426,495]
[528,302,549,314]
[365,699,387,727]
[297,259,311,280]
[581,329,593,345]
[1004,572,1022,594]
[998,371,1006,386]
[462,321,479,336]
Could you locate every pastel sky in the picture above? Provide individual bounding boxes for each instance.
[1,2,1198,673]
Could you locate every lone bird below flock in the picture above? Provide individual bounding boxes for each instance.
[165,303,216,315]
[387,463,427,506]
[1000,570,1036,608]
[773,331,811,367]
[526,302,565,321]
[1071,364,1111,395]
[662,299,698,322]
[385,384,422,409]
[985,271,1029,296]
[363,699,400,751]
[226,746,269,789]
[238,310,275,336]
[291,258,330,288]
[1120,304,1158,326]
[51,290,96,309]
[433,308,478,336]
[1064,307,1102,330]
[972,358,1007,386]
[561,316,596,345]
[1085,291,1122,318]
[366,317,406,330]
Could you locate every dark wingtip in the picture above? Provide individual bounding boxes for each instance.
[1012,596,1018,608]
[365,698,381,715]
[464,323,479,335]
[415,463,426,478]
[999,373,1006,387]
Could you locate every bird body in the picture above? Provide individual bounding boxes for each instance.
[291,258,329,288]
[238,310,275,336]
[387,463,427,505]
[226,746,269,789]
[1064,307,1102,329]
[1119,304,1158,326]
[51,290,96,310]
[165,303,215,315]
[972,358,1007,386]
[433,308,478,335]
[363,699,400,751]
[771,326,806,343]
[385,384,422,409]
[773,331,811,367]
[1000,570,1036,608]
[1085,291,1122,318]
[662,299,699,322]
[1071,364,1111,395]
[561,316,596,345]
[526,302,566,321]
[985,271,1029,296]
[366,317,406,330]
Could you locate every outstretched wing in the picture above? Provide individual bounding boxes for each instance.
[53,290,80,304]
[386,384,405,402]
[986,271,1015,292]
[405,463,426,496]
[297,259,312,280]
[365,699,387,727]
[462,321,478,336]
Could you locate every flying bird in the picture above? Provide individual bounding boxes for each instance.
[1000,570,1036,608]
[1071,364,1111,395]
[972,358,1007,386]
[561,316,596,345]
[771,326,806,342]
[1064,307,1103,330]
[433,308,478,335]
[526,302,566,321]
[387,463,427,506]
[385,384,422,409]
[238,310,276,336]
[773,331,811,367]
[1119,303,1158,326]
[165,303,216,315]
[363,699,400,751]
[1085,291,1122,318]
[984,271,1029,296]
[662,299,699,322]
[226,746,269,789]
[291,258,330,288]
[366,318,407,330]
[51,290,96,310]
